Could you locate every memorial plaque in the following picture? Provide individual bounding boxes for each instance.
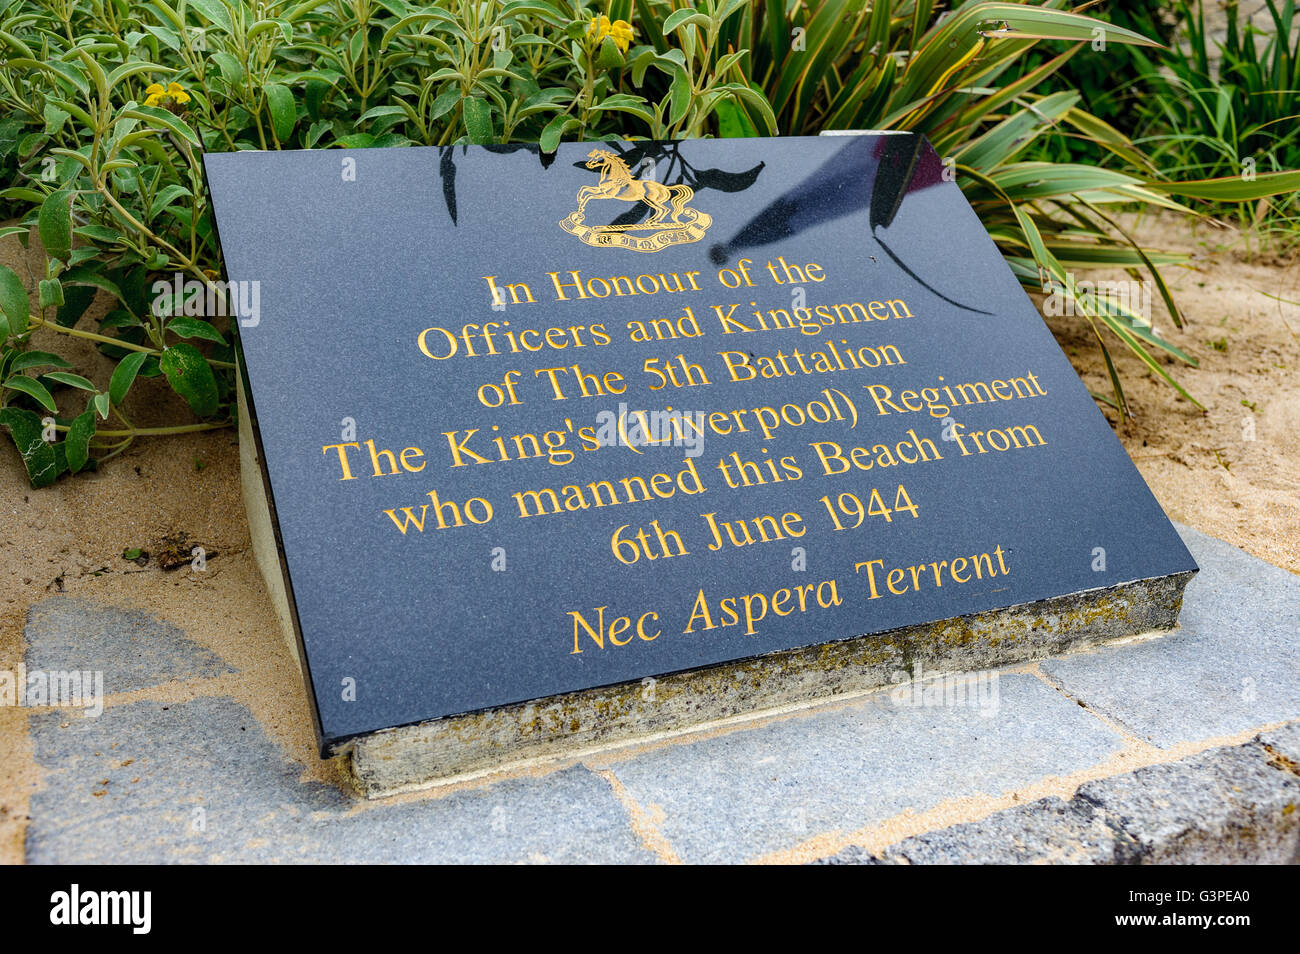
[205,134,1197,770]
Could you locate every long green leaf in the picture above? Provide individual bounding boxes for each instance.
[109,351,149,406]
[0,264,29,338]
[38,190,73,262]
[0,407,61,487]
[1143,169,1300,200]
[65,408,95,474]
[4,375,57,413]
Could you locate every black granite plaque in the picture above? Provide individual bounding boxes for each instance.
[205,134,1197,753]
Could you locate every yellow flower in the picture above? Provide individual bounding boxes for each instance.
[587,14,634,54]
[142,81,191,108]
[586,15,610,42]
[607,18,634,52]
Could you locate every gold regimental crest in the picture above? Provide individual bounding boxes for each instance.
[560,148,712,252]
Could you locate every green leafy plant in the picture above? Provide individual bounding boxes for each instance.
[992,0,1181,164]
[1,0,1297,487]
[1127,0,1300,251]
[657,0,1298,414]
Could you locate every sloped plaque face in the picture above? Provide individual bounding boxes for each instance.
[205,135,1196,751]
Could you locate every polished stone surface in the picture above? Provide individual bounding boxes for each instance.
[206,136,1196,747]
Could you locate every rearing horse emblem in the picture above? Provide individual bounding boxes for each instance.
[559,149,711,252]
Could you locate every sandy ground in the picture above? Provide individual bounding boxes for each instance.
[0,229,346,864]
[1041,211,1300,575]
[0,210,1296,864]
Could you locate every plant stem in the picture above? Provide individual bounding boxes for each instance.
[27,317,237,370]
[82,421,231,437]
[28,316,158,354]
